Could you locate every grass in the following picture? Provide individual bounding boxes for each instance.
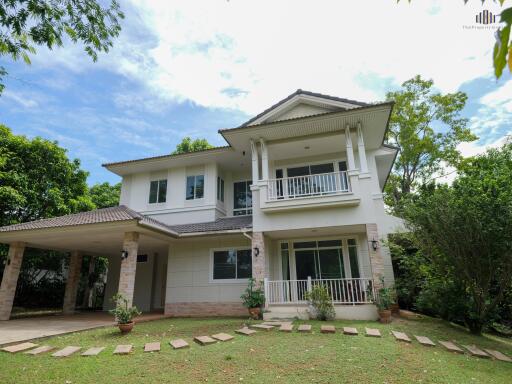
[1,316,512,384]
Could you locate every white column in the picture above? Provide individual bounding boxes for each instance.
[345,124,356,172]
[260,138,269,181]
[250,139,259,183]
[357,122,369,175]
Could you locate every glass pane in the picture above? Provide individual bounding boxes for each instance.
[318,249,343,279]
[158,180,167,203]
[213,250,236,279]
[236,249,252,279]
[339,161,348,171]
[348,239,356,246]
[220,179,224,202]
[195,175,204,198]
[246,181,252,208]
[348,246,360,278]
[310,163,334,174]
[149,181,158,203]
[293,241,317,249]
[234,181,246,209]
[281,251,290,280]
[318,240,342,248]
[295,250,318,280]
[186,176,195,200]
[287,166,310,177]
[233,209,246,216]
[280,242,289,250]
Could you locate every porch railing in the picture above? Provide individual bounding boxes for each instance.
[267,171,350,200]
[264,277,375,306]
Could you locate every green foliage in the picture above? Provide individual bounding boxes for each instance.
[402,142,512,334]
[0,0,124,94]
[375,282,395,311]
[240,278,265,308]
[89,182,121,209]
[171,137,214,155]
[109,293,141,324]
[384,75,476,212]
[306,284,335,321]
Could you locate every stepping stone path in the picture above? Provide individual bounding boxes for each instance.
[2,342,38,353]
[194,336,217,346]
[235,327,256,336]
[170,339,189,349]
[144,342,161,352]
[262,321,285,326]
[484,349,512,363]
[343,327,358,336]
[25,346,54,355]
[438,341,464,354]
[212,333,234,342]
[463,345,490,359]
[81,347,105,357]
[279,323,294,332]
[415,335,436,347]
[250,324,274,331]
[52,346,81,357]
[298,324,312,333]
[365,328,381,338]
[391,331,411,343]
[113,345,133,355]
[320,325,336,334]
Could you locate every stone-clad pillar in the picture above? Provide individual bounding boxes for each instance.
[251,232,266,284]
[0,242,26,321]
[366,223,385,290]
[63,250,83,314]
[118,231,139,307]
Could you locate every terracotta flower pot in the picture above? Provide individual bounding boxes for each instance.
[390,303,400,315]
[248,307,261,320]
[118,321,134,334]
[378,309,392,324]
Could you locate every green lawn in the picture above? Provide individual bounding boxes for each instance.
[1,316,511,384]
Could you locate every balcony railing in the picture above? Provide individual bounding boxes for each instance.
[267,171,350,200]
[264,277,375,306]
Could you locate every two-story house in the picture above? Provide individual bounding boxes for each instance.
[0,90,402,321]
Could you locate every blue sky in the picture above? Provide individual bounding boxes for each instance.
[0,0,511,185]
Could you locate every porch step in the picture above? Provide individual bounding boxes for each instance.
[170,339,189,349]
[81,347,105,356]
[194,336,217,346]
[212,333,234,342]
[144,342,161,352]
[320,325,336,334]
[414,335,435,347]
[343,327,358,336]
[391,331,411,343]
[235,327,257,336]
[365,328,381,337]
[52,346,81,357]
[297,324,312,333]
[463,345,490,359]
[438,341,464,354]
[113,345,133,355]
[484,349,512,362]
[25,346,54,355]
[1,342,38,353]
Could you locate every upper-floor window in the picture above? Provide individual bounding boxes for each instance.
[186,175,204,200]
[233,180,252,216]
[217,176,225,202]
[149,179,167,204]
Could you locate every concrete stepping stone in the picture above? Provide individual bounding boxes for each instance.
[170,339,189,349]
[320,325,336,334]
[144,342,161,352]
[391,331,411,342]
[211,333,234,342]
[52,346,81,357]
[262,321,286,326]
[194,336,217,345]
[2,342,38,353]
[81,347,105,356]
[463,345,490,359]
[250,324,274,331]
[414,335,435,346]
[113,345,133,355]
[279,323,294,332]
[235,327,257,336]
[484,349,512,363]
[365,328,381,337]
[298,324,312,333]
[25,346,54,355]
[343,327,358,335]
[438,341,464,354]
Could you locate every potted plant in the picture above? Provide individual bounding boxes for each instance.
[240,278,265,319]
[375,285,394,324]
[109,293,141,333]
[305,284,335,321]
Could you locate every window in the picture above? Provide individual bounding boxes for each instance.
[287,163,335,197]
[347,238,360,278]
[212,249,252,280]
[233,180,252,216]
[149,179,167,204]
[137,254,148,263]
[217,176,225,202]
[280,242,290,280]
[186,175,204,200]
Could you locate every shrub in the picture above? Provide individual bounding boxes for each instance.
[109,293,141,324]
[240,278,265,308]
[306,284,335,321]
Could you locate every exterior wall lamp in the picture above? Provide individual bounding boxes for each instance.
[121,250,129,260]
[371,238,379,251]
[253,247,260,257]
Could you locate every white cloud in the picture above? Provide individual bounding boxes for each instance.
[1,90,39,108]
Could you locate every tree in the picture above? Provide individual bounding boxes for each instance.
[89,182,121,209]
[171,137,214,155]
[403,142,512,334]
[0,0,124,94]
[384,75,476,211]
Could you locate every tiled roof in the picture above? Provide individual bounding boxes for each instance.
[170,215,253,234]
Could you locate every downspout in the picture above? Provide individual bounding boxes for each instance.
[241,228,252,242]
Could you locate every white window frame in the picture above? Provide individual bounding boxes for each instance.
[186,175,205,200]
[233,179,252,216]
[148,179,167,204]
[209,247,252,283]
[217,176,225,203]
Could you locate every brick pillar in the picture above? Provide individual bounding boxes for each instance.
[118,231,139,307]
[63,251,83,314]
[366,223,385,290]
[0,242,25,321]
[251,232,266,285]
